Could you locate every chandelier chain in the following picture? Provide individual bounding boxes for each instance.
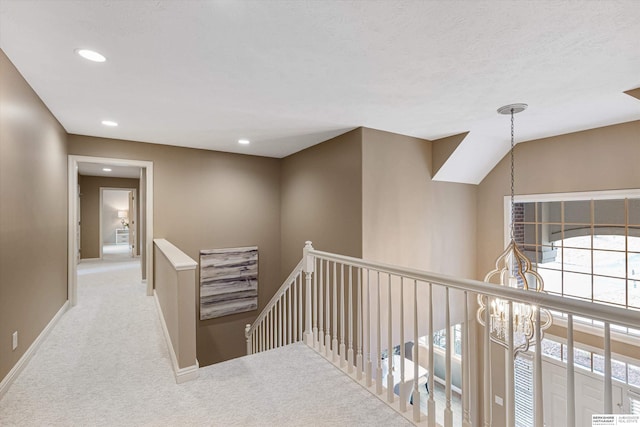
[510,108,515,241]
[479,102,551,358]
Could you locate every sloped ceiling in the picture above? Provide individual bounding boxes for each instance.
[1,0,639,184]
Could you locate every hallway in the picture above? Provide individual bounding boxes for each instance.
[0,258,178,424]
[0,258,412,426]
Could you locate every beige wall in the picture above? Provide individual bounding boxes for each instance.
[362,127,477,276]
[154,241,197,370]
[68,135,281,367]
[362,128,477,330]
[0,49,68,381]
[280,128,363,278]
[476,120,640,426]
[78,175,140,259]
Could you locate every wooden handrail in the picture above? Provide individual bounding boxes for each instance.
[309,249,640,330]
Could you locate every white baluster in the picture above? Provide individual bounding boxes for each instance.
[445,288,453,427]
[303,241,313,346]
[333,261,338,363]
[506,301,515,427]
[357,267,363,381]
[604,323,613,413]
[340,263,346,367]
[428,284,435,426]
[348,265,354,373]
[534,307,543,427]
[246,324,251,355]
[387,274,394,403]
[319,259,324,354]
[462,291,472,427]
[313,259,318,348]
[413,279,421,423]
[293,277,298,343]
[325,260,331,357]
[280,297,284,347]
[399,277,406,412]
[269,310,273,350]
[366,269,372,387]
[280,298,284,348]
[567,314,575,427]
[273,302,277,349]
[483,296,491,427]
[376,271,383,395]
[288,287,292,345]
[299,274,303,342]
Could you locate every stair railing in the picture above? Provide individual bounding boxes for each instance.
[245,259,304,355]
[246,241,640,427]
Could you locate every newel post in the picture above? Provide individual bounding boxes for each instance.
[245,324,252,355]
[303,241,314,346]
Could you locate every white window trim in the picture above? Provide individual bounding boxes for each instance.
[550,316,640,351]
[544,333,640,368]
[505,188,640,247]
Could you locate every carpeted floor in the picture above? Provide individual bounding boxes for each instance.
[0,258,411,426]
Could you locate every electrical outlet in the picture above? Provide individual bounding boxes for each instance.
[12,331,18,350]
[494,395,503,406]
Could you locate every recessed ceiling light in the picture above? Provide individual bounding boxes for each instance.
[75,48,106,63]
[101,120,118,127]
[102,168,112,172]
[238,139,250,145]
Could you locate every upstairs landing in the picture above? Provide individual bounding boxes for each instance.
[0,256,410,426]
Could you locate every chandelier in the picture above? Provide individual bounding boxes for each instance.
[477,103,552,356]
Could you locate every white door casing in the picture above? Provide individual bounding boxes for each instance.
[68,155,154,305]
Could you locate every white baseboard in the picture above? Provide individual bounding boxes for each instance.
[0,300,69,399]
[79,258,101,262]
[153,291,198,384]
[175,361,199,384]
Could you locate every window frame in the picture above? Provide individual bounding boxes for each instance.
[508,189,640,340]
[530,334,640,389]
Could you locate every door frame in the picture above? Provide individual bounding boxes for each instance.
[68,155,154,305]
[99,187,137,259]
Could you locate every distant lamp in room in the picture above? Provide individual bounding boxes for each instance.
[477,104,551,357]
[117,210,129,228]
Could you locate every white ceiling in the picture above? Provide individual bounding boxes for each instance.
[1,1,639,184]
[78,162,141,179]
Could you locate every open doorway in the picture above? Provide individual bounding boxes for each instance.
[68,155,154,306]
[100,188,137,260]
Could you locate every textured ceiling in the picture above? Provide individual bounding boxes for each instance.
[1,0,639,183]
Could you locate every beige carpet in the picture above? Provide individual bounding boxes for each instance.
[0,258,411,426]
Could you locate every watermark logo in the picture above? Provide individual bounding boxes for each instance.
[593,414,640,426]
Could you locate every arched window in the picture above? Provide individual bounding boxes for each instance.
[512,193,640,332]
